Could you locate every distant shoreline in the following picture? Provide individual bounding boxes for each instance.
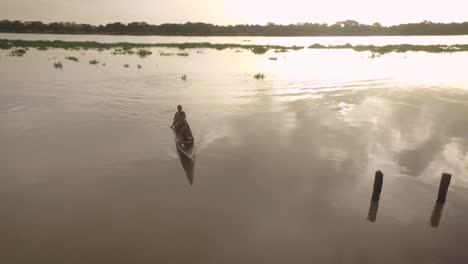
[1,20,468,37]
[2,31,468,38]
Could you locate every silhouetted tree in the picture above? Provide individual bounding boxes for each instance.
[1,19,468,36]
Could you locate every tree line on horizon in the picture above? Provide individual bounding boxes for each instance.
[1,19,468,36]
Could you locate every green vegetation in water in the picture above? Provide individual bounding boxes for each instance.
[269,57,278,60]
[254,73,265,79]
[251,46,268,54]
[124,64,129,68]
[274,48,287,53]
[0,39,304,55]
[308,43,468,54]
[177,52,189,56]
[136,49,152,58]
[159,51,174,56]
[111,49,126,55]
[37,46,48,51]
[54,62,63,70]
[89,59,99,65]
[9,48,27,57]
[137,64,142,69]
[65,56,79,62]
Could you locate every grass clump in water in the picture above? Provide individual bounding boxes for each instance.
[177,52,189,56]
[254,73,265,79]
[54,62,63,70]
[65,56,79,62]
[9,48,27,57]
[269,57,278,60]
[137,64,142,69]
[274,48,287,53]
[124,64,130,68]
[89,59,99,65]
[159,51,174,56]
[136,49,152,58]
[251,46,268,54]
[111,49,126,55]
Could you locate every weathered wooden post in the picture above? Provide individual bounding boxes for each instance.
[430,202,444,227]
[367,200,379,222]
[372,170,383,201]
[436,173,452,203]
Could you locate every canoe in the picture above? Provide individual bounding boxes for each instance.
[172,127,195,160]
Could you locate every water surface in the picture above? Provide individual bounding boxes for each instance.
[1,34,468,264]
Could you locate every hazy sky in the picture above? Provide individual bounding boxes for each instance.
[1,0,467,25]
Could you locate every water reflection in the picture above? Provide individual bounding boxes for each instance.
[430,202,445,228]
[367,200,379,223]
[177,148,195,185]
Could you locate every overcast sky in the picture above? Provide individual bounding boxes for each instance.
[1,0,467,25]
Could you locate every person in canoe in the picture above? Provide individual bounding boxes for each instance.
[170,105,194,143]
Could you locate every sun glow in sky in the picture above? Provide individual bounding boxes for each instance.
[1,0,468,25]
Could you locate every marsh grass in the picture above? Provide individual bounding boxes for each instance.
[308,43,468,54]
[269,57,278,60]
[89,59,99,65]
[37,46,48,51]
[137,49,152,58]
[137,64,142,69]
[54,62,63,70]
[65,56,79,62]
[9,48,27,57]
[254,73,265,79]
[177,52,189,56]
[274,48,287,53]
[160,51,174,56]
[124,64,129,68]
[252,46,268,54]
[0,39,304,55]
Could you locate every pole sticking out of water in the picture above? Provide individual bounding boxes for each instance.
[436,173,452,203]
[372,170,384,201]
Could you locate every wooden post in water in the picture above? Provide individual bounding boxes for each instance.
[372,170,384,201]
[436,173,452,203]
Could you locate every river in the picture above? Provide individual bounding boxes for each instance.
[1,33,468,264]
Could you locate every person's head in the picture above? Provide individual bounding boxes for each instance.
[177,105,182,111]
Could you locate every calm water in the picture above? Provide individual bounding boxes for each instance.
[1,34,468,263]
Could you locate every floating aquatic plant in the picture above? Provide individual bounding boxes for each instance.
[254,73,265,79]
[65,56,79,62]
[137,49,152,58]
[269,57,278,60]
[124,64,129,68]
[159,51,174,56]
[89,59,99,65]
[9,48,27,57]
[54,62,63,70]
[251,46,268,54]
[177,52,189,56]
[137,64,142,69]
[274,48,287,53]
